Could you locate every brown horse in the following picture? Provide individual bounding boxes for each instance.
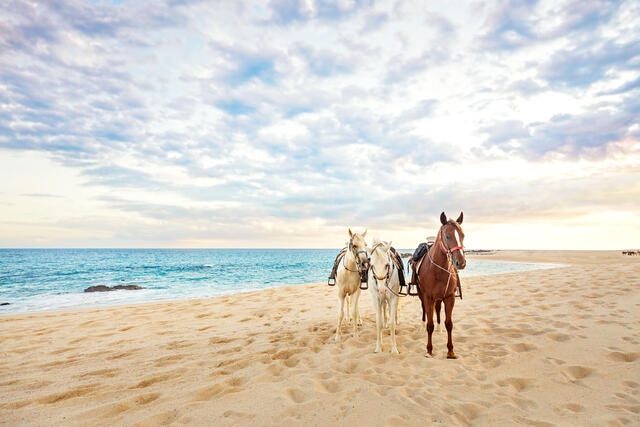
[416,212,466,359]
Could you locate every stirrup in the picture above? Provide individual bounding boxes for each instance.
[399,283,408,296]
[359,280,368,290]
[328,277,335,286]
[408,283,419,296]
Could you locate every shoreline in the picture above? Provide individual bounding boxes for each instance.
[0,250,613,319]
[1,250,639,425]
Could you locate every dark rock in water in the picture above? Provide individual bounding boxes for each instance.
[112,285,144,291]
[84,285,145,292]
[0,302,10,306]
[84,285,112,292]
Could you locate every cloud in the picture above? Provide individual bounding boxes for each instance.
[0,0,639,249]
[541,38,640,89]
[266,0,375,24]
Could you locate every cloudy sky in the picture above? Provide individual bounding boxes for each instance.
[1,0,639,250]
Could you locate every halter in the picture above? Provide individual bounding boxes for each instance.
[370,243,406,298]
[427,223,463,301]
[345,237,370,288]
[349,239,369,266]
[438,226,463,255]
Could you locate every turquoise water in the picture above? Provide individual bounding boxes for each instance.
[0,249,561,314]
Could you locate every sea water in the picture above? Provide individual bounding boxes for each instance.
[0,249,561,314]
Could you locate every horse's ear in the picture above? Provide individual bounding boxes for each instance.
[440,212,447,225]
[456,212,463,224]
[386,241,393,251]
[348,228,353,238]
[362,229,367,237]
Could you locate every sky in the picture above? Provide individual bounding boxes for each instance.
[1,0,639,250]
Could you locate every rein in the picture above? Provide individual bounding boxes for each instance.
[426,225,462,301]
[344,238,368,273]
[370,243,407,298]
[344,237,370,289]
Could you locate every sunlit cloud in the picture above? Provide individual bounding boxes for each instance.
[0,0,638,249]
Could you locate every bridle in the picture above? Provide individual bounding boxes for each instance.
[438,224,464,256]
[370,243,406,298]
[349,239,369,268]
[427,222,464,300]
[344,237,370,284]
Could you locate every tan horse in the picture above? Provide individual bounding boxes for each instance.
[416,212,466,359]
[334,229,370,341]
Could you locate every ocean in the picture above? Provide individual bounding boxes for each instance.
[0,249,561,314]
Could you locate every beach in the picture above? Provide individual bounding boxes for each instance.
[1,250,639,426]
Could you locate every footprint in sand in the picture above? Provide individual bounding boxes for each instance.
[315,378,342,393]
[606,351,639,362]
[509,343,537,352]
[286,388,309,404]
[561,365,594,382]
[547,332,571,342]
[271,349,301,368]
[130,373,175,389]
[558,402,585,413]
[37,383,100,404]
[496,377,534,392]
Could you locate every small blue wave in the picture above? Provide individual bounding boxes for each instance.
[0,249,561,314]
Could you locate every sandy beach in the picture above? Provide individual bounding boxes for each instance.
[1,250,639,426]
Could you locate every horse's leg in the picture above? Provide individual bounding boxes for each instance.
[393,297,399,327]
[335,291,346,342]
[390,296,399,354]
[425,298,435,357]
[444,296,457,359]
[382,298,389,329]
[373,295,383,353]
[421,297,427,332]
[352,288,362,335]
[435,300,443,333]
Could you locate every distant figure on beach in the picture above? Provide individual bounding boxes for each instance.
[330,229,370,341]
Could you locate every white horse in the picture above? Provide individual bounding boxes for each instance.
[368,240,401,354]
[334,229,369,341]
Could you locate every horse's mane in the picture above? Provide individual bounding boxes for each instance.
[370,238,389,252]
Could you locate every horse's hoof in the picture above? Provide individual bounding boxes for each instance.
[425,352,433,358]
[391,349,399,355]
[447,352,458,359]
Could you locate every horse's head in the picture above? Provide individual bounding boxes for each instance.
[369,240,392,293]
[439,211,466,270]
[348,228,370,273]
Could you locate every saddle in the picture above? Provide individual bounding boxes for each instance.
[328,246,406,293]
[327,248,369,289]
[407,242,463,299]
[389,247,407,295]
[327,248,347,286]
